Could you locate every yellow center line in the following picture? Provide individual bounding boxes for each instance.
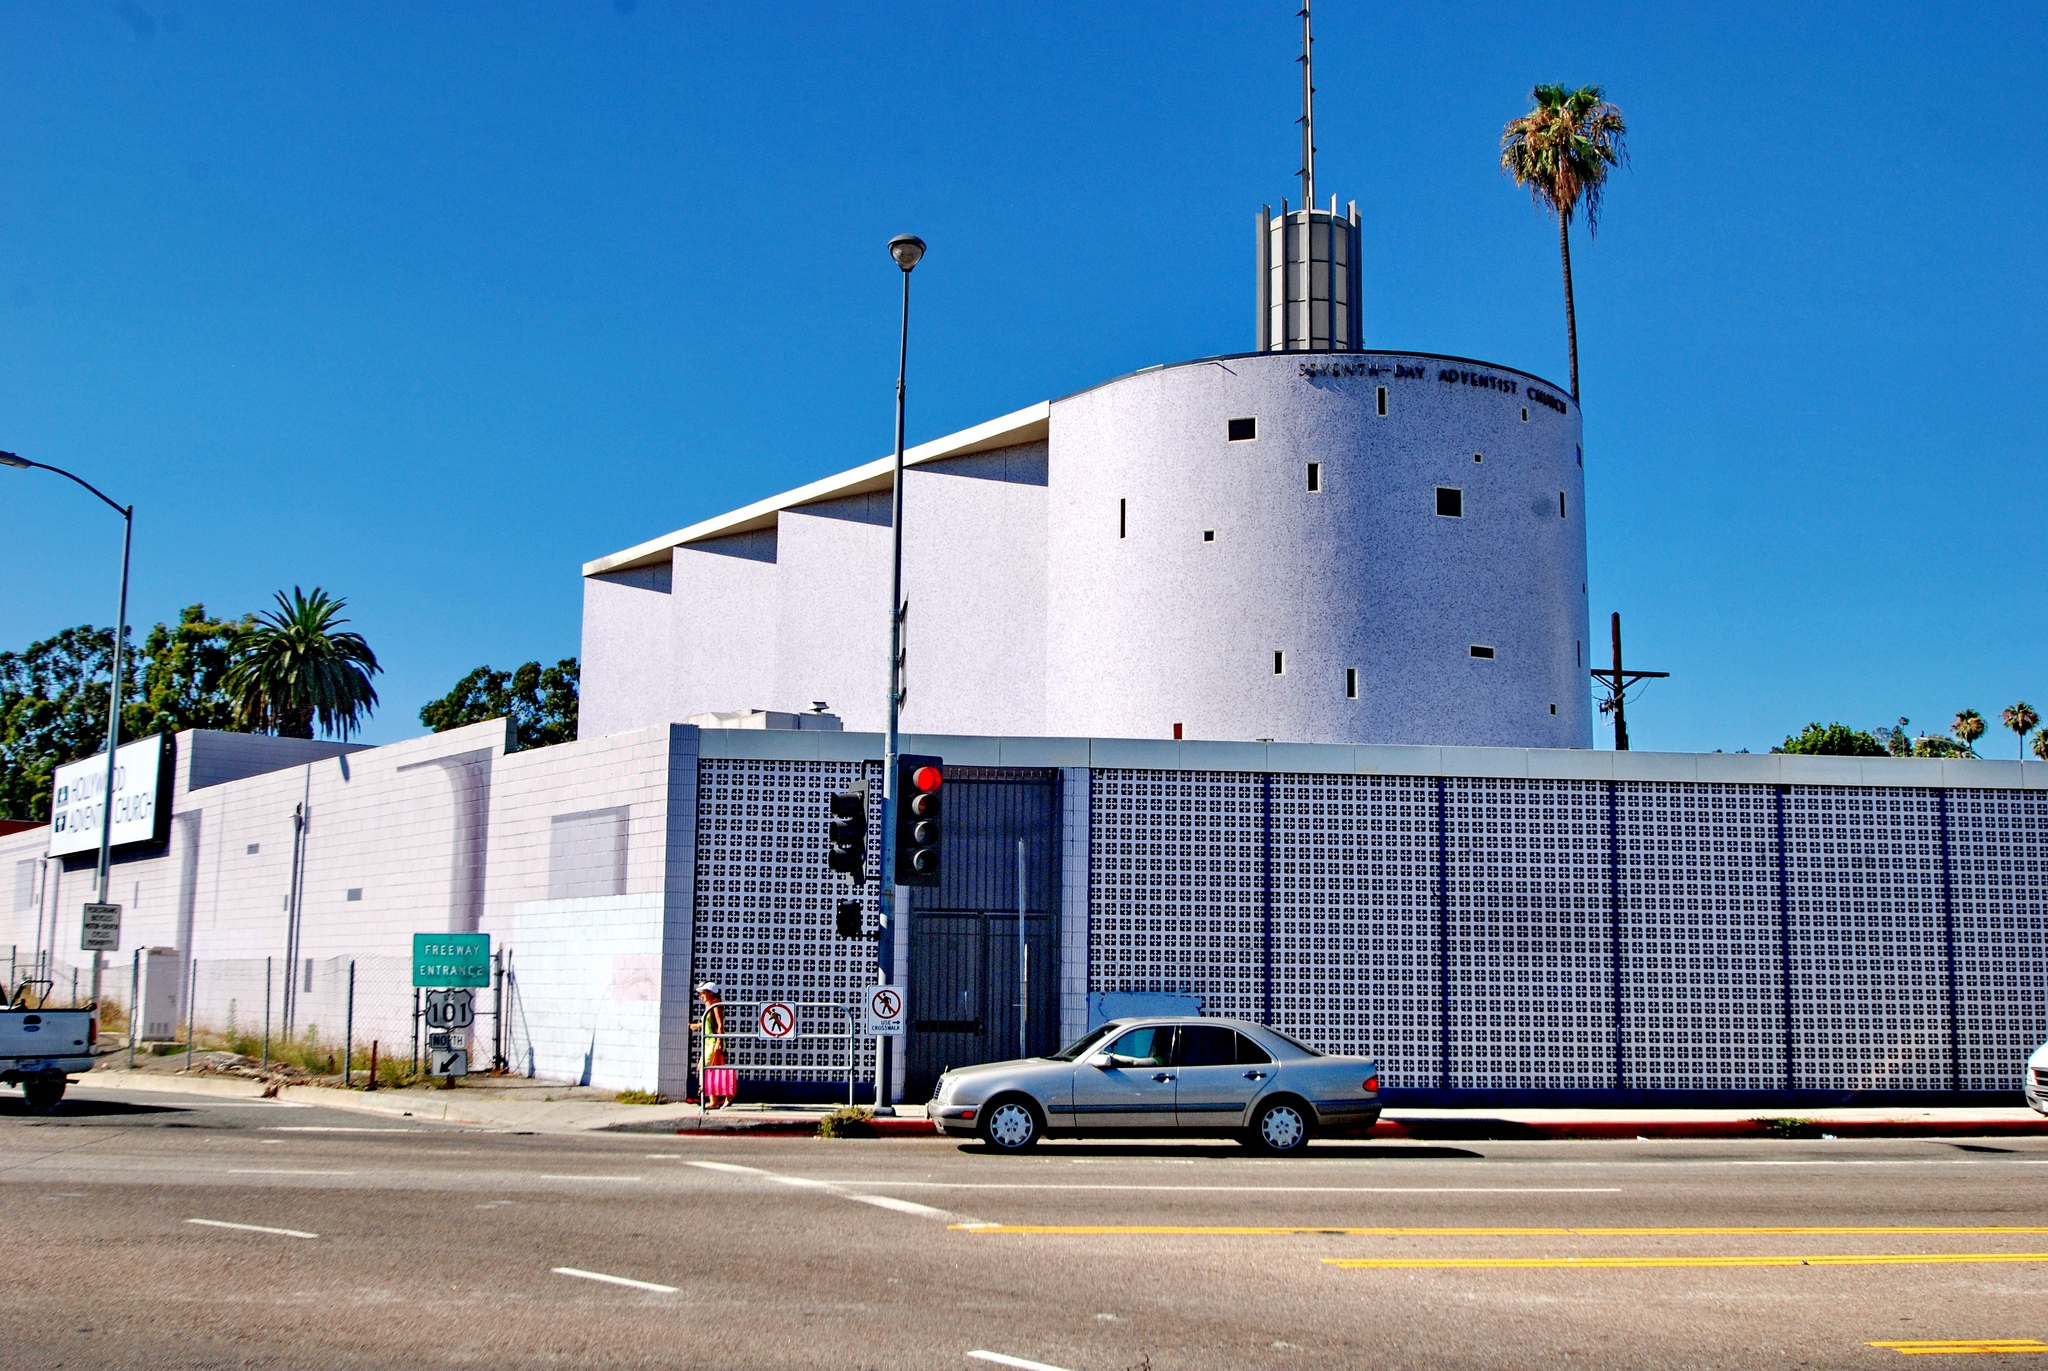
[1325,1253,2048,1269]
[1871,1341,2048,1356]
[949,1224,2048,1237]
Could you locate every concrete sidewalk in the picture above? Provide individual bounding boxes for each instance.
[64,1068,2048,1140]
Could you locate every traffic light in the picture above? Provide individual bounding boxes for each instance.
[893,754,943,887]
[835,899,867,939]
[827,781,868,884]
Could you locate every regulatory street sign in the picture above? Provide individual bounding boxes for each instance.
[429,1047,469,1078]
[758,1001,797,1040]
[413,933,490,988]
[864,985,905,1037]
[423,988,475,1031]
[80,903,121,953]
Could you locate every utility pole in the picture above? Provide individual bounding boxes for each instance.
[1589,611,1668,751]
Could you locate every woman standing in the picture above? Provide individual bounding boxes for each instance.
[693,983,733,1109]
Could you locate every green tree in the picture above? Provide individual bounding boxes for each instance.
[136,605,253,735]
[1951,708,1986,756]
[2002,701,2038,760]
[0,625,132,821]
[420,659,578,750]
[1913,734,1970,758]
[1501,84,1629,401]
[1873,717,1914,757]
[223,587,381,740]
[2033,730,2048,762]
[1777,722,1886,757]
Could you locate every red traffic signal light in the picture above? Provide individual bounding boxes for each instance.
[893,754,943,887]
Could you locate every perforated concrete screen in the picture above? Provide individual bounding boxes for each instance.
[692,757,881,1080]
[693,756,2046,1098]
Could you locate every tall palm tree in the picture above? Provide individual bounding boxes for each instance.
[1501,84,1629,401]
[2033,730,2048,763]
[1952,708,1986,757]
[224,587,382,739]
[2004,701,2039,759]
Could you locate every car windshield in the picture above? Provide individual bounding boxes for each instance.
[1260,1026,1327,1057]
[1047,1023,1122,1062]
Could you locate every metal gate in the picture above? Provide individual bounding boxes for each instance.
[905,767,1062,1099]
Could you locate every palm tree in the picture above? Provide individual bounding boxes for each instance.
[1951,708,1986,756]
[2033,730,2048,762]
[1501,84,1629,401]
[2003,702,2040,760]
[224,587,382,739]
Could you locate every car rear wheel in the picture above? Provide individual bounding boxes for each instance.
[1248,1099,1310,1154]
[978,1096,1041,1151]
[22,1073,66,1111]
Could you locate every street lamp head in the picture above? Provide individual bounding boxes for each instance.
[888,234,926,272]
[0,451,28,468]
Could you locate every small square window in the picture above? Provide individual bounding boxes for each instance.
[346,888,363,901]
[1203,529,1215,542]
[245,843,260,855]
[1473,453,1483,463]
[1273,650,1285,675]
[1228,417,1257,442]
[1435,487,1463,518]
[1306,462,1321,492]
[1469,645,1495,659]
[1376,386,1387,416]
[1345,667,1358,699]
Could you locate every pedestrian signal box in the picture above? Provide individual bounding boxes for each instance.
[835,899,867,939]
[827,781,868,884]
[892,754,943,887]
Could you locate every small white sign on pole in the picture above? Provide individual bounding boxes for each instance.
[80,903,122,953]
[864,985,905,1038]
[758,1001,798,1040]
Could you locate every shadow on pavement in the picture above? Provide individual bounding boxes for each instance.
[954,1141,1485,1160]
[0,1097,187,1120]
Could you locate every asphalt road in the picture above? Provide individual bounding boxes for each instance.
[5,1085,2048,1369]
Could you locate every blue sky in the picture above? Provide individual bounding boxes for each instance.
[2,2,2042,754]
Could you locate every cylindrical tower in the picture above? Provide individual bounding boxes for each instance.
[1257,202,1361,352]
[1044,349,1591,748]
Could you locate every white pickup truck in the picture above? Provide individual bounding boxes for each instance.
[1,998,98,1109]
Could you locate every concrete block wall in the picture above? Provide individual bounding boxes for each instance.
[504,894,664,1089]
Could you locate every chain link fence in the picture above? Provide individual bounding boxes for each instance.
[7,946,127,1035]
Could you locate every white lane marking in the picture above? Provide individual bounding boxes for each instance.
[540,1174,643,1182]
[225,1169,356,1176]
[267,1126,432,1133]
[686,1160,982,1225]
[186,1218,317,1239]
[553,1266,677,1293]
[967,1351,1078,1371]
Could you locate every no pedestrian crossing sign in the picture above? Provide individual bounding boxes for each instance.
[865,985,905,1037]
[413,933,490,988]
[758,1002,797,1040]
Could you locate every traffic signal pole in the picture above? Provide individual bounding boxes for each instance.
[876,235,924,1114]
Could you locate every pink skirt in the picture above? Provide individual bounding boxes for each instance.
[702,1066,737,1099]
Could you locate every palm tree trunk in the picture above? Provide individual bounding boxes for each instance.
[1559,213,1579,401]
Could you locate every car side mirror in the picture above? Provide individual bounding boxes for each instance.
[1087,1053,1115,1069]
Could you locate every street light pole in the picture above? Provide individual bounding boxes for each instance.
[1,451,133,1006]
[876,233,925,1115]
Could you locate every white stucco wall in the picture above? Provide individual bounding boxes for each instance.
[1045,351,1590,747]
[578,562,676,740]
[770,493,893,733]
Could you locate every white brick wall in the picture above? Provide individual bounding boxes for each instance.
[505,895,664,1089]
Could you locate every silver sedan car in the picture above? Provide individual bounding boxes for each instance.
[929,1017,1380,1153]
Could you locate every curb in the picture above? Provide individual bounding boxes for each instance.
[1371,1118,2048,1142]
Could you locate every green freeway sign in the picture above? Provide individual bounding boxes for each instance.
[413,933,491,988]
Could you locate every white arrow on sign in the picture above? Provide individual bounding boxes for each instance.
[758,1002,797,1040]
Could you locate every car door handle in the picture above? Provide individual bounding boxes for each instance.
[1153,1073,1175,1083]
[1243,1071,1268,1080]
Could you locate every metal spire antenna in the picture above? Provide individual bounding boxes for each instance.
[1297,1,1314,349]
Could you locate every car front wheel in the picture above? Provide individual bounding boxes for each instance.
[978,1096,1041,1151]
[1248,1099,1310,1154]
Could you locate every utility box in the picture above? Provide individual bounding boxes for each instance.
[135,947,184,1041]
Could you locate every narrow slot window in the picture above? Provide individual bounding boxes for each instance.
[1550,703,1558,715]
[1470,645,1495,659]
[1227,417,1257,442]
[1521,406,1529,422]
[1376,386,1387,416]
[1559,491,1567,518]
[1435,487,1463,518]
[1306,462,1321,492]
[1576,445,1583,467]
[1273,650,1285,675]
[1173,722,1183,740]
[1119,498,1126,539]
[1345,667,1358,699]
